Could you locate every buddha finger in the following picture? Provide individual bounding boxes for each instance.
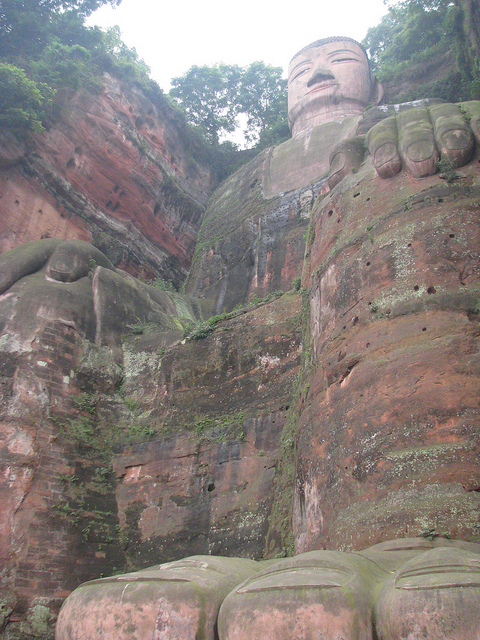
[367,116,402,179]
[218,551,384,640]
[396,104,438,178]
[328,137,366,189]
[429,102,474,169]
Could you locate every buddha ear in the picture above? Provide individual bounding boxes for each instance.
[370,75,384,106]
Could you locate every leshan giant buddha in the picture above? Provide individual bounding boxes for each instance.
[56,35,480,640]
[188,36,478,311]
[264,36,384,196]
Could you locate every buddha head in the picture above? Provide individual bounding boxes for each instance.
[288,37,383,137]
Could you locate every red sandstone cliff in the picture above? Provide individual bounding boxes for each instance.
[0,74,215,286]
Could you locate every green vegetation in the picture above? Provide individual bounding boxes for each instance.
[264,286,313,558]
[0,0,121,58]
[363,0,480,101]
[0,0,290,184]
[145,276,175,292]
[438,153,459,182]
[125,319,149,336]
[170,62,288,148]
[184,292,286,341]
[72,391,97,414]
[0,63,54,134]
[53,463,118,547]
[0,0,173,137]
[192,412,245,443]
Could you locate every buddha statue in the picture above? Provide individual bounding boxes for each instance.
[57,538,480,640]
[263,36,480,197]
[264,37,383,196]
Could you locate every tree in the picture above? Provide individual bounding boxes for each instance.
[0,0,121,58]
[363,0,480,100]
[238,62,287,145]
[29,40,104,93]
[0,62,54,134]
[170,64,242,145]
[170,62,288,148]
[363,0,450,73]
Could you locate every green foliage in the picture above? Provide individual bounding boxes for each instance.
[188,312,230,340]
[396,71,471,102]
[62,415,96,448]
[0,62,54,133]
[189,319,216,340]
[256,115,290,149]
[236,61,288,146]
[170,62,288,148]
[29,40,103,92]
[128,423,155,439]
[192,411,245,442]
[0,0,121,59]
[0,1,161,103]
[438,153,458,182]
[123,395,142,412]
[146,276,175,292]
[125,319,149,335]
[170,64,242,145]
[72,391,97,414]
[364,0,480,101]
[364,0,450,74]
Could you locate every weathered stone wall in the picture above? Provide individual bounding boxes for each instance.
[186,151,313,313]
[0,75,214,287]
[294,152,480,552]
[0,285,303,637]
[112,293,303,566]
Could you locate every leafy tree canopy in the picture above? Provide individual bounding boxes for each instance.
[363,0,451,74]
[170,62,288,148]
[0,62,54,134]
[363,0,480,101]
[170,64,243,146]
[0,0,121,58]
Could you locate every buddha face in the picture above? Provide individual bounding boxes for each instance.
[288,39,376,137]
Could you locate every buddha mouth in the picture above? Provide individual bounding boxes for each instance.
[307,80,338,94]
[395,563,480,590]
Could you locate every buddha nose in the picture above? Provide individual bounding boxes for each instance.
[307,64,335,87]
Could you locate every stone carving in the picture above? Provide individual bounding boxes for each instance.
[265,36,480,196]
[264,37,383,196]
[56,538,480,640]
[365,100,480,179]
[1,35,479,640]
[56,556,260,640]
[0,238,193,350]
[288,37,383,137]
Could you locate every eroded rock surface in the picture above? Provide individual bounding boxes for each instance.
[294,150,480,552]
[1,36,480,640]
[0,239,303,637]
[186,151,312,313]
[0,75,215,286]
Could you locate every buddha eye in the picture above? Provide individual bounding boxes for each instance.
[292,67,310,82]
[332,57,359,63]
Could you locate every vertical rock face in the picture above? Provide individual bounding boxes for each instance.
[2,73,480,638]
[109,293,303,566]
[186,151,313,313]
[0,243,303,637]
[0,75,215,286]
[294,156,480,552]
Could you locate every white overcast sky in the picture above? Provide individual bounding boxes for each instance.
[88,0,389,92]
